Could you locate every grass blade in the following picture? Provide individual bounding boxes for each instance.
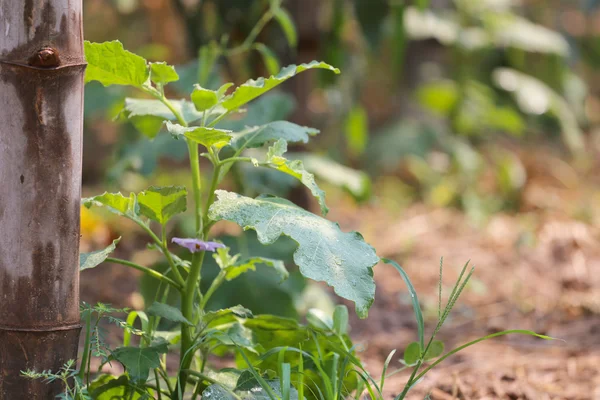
[383,259,425,350]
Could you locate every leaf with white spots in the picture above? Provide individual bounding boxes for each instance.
[208,191,378,318]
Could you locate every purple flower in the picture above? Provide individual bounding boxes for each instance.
[171,237,226,253]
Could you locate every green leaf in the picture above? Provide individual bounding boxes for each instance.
[273,8,298,47]
[424,340,444,361]
[204,306,254,323]
[345,106,369,157]
[383,259,425,350]
[306,308,333,331]
[493,68,584,154]
[191,85,219,111]
[265,139,328,215]
[230,121,319,150]
[150,62,179,85]
[403,341,421,366]
[129,115,165,139]
[222,62,339,112]
[203,378,299,400]
[89,375,146,399]
[84,41,149,87]
[166,121,233,149]
[224,257,289,282]
[136,185,187,225]
[111,342,168,382]
[80,238,121,271]
[123,98,223,126]
[254,43,281,76]
[333,305,349,335]
[208,191,379,318]
[82,192,138,219]
[292,154,372,202]
[147,302,192,326]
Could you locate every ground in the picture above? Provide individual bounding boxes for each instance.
[80,147,600,399]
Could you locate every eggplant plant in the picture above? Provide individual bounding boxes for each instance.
[33,39,550,400]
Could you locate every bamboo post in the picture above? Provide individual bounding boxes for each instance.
[0,0,85,398]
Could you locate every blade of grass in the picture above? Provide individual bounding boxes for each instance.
[380,349,396,391]
[383,258,425,350]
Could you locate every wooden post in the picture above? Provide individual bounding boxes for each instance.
[0,0,84,398]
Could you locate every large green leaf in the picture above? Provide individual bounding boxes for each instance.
[80,238,121,271]
[229,121,319,150]
[84,41,149,87]
[222,62,340,112]
[111,342,168,382]
[208,191,378,318]
[265,140,328,215]
[136,185,187,225]
[166,121,233,149]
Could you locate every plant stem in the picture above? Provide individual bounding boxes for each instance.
[106,258,182,290]
[188,140,204,235]
[198,271,226,311]
[224,10,274,57]
[78,310,92,382]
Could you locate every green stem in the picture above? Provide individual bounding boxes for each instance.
[154,369,163,400]
[187,140,204,236]
[106,257,182,290]
[198,271,226,311]
[224,10,274,57]
[78,311,92,382]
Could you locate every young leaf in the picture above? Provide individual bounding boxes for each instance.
[191,85,219,111]
[403,342,421,366]
[136,186,187,225]
[224,257,289,282]
[222,62,340,112]
[166,121,233,149]
[229,121,319,150]
[383,259,425,350]
[274,8,298,47]
[333,305,349,335]
[254,43,281,76]
[123,98,223,126]
[84,41,149,87]
[80,238,121,271]
[150,62,179,85]
[82,192,138,219]
[147,302,192,326]
[424,340,444,361]
[306,309,334,331]
[265,139,328,215]
[208,191,379,318]
[111,342,168,382]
